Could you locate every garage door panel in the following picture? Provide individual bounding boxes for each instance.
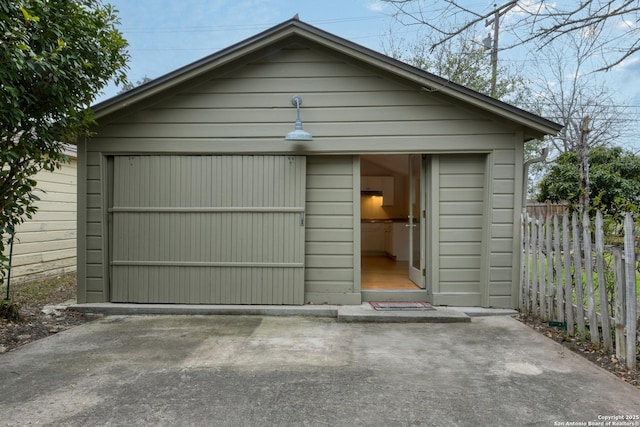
[114,155,305,208]
[112,212,304,263]
[110,266,304,304]
[110,155,306,304]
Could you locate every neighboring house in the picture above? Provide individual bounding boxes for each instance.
[76,18,561,307]
[4,147,77,284]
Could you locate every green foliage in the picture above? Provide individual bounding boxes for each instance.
[0,0,129,285]
[391,30,532,106]
[537,146,640,220]
[384,28,546,182]
[117,75,153,94]
[0,299,22,322]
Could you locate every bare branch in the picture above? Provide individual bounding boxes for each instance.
[383,0,640,70]
[521,30,632,157]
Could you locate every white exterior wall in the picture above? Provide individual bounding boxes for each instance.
[5,159,77,284]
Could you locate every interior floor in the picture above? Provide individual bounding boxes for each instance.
[361,256,420,290]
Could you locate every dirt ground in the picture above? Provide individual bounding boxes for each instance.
[0,274,98,353]
[517,313,640,388]
[1,274,639,388]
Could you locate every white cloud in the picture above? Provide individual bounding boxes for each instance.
[617,19,637,30]
[367,1,385,12]
[505,0,557,22]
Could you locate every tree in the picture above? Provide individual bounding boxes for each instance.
[537,146,640,219]
[522,30,632,202]
[383,0,640,71]
[383,27,532,105]
[117,75,153,94]
[528,30,631,155]
[382,27,545,191]
[0,0,129,288]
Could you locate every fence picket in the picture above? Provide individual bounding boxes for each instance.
[546,213,554,319]
[554,215,564,322]
[583,214,600,344]
[523,214,531,312]
[563,214,574,335]
[623,213,637,370]
[612,246,626,362]
[595,211,612,351]
[523,210,636,362]
[572,212,586,337]
[531,216,539,317]
[538,215,547,320]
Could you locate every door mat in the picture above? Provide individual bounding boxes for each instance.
[369,302,435,311]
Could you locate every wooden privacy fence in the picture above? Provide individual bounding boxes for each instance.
[525,200,570,218]
[520,210,639,370]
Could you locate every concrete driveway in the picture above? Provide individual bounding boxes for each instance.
[1,315,639,427]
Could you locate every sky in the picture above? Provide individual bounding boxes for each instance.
[97,0,640,151]
[98,0,395,99]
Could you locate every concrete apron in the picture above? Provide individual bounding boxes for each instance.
[1,315,639,427]
[70,303,518,323]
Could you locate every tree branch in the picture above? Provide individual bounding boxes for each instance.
[383,0,640,70]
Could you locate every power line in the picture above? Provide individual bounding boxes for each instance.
[119,15,387,34]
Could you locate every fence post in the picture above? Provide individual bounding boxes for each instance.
[595,211,612,351]
[612,246,627,362]
[623,213,637,370]
[520,213,526,312]
[563,214,574,335]
[526,214,532,313]
[522,213,531,313]
[572,212,586,337]
[583,214,599,344]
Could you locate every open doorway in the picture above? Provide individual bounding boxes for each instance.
[360,154,426,291]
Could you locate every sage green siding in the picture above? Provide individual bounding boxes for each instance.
[305,156,360,304]
[489,148,519,308]
[427,149,518,308]
[77,35,530,307]
[81,150,106,303]
[90,44,516,154]
[432,154,486,306]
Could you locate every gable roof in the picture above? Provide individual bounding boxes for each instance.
[93,17,562,138]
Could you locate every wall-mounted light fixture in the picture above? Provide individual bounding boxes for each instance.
[284,96,313,141]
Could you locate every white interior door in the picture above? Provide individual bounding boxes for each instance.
[408,154,426,288]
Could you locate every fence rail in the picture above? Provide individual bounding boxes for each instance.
[520,210,638,369]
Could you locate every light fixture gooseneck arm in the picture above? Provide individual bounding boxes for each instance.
[284,95,313,141]
[293,96,303,130]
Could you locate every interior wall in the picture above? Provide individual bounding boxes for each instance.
[360,156,408,219]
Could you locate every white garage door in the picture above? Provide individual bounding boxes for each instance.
[110,155,306,304]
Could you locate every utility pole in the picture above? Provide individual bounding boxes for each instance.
[484,1,517,97]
